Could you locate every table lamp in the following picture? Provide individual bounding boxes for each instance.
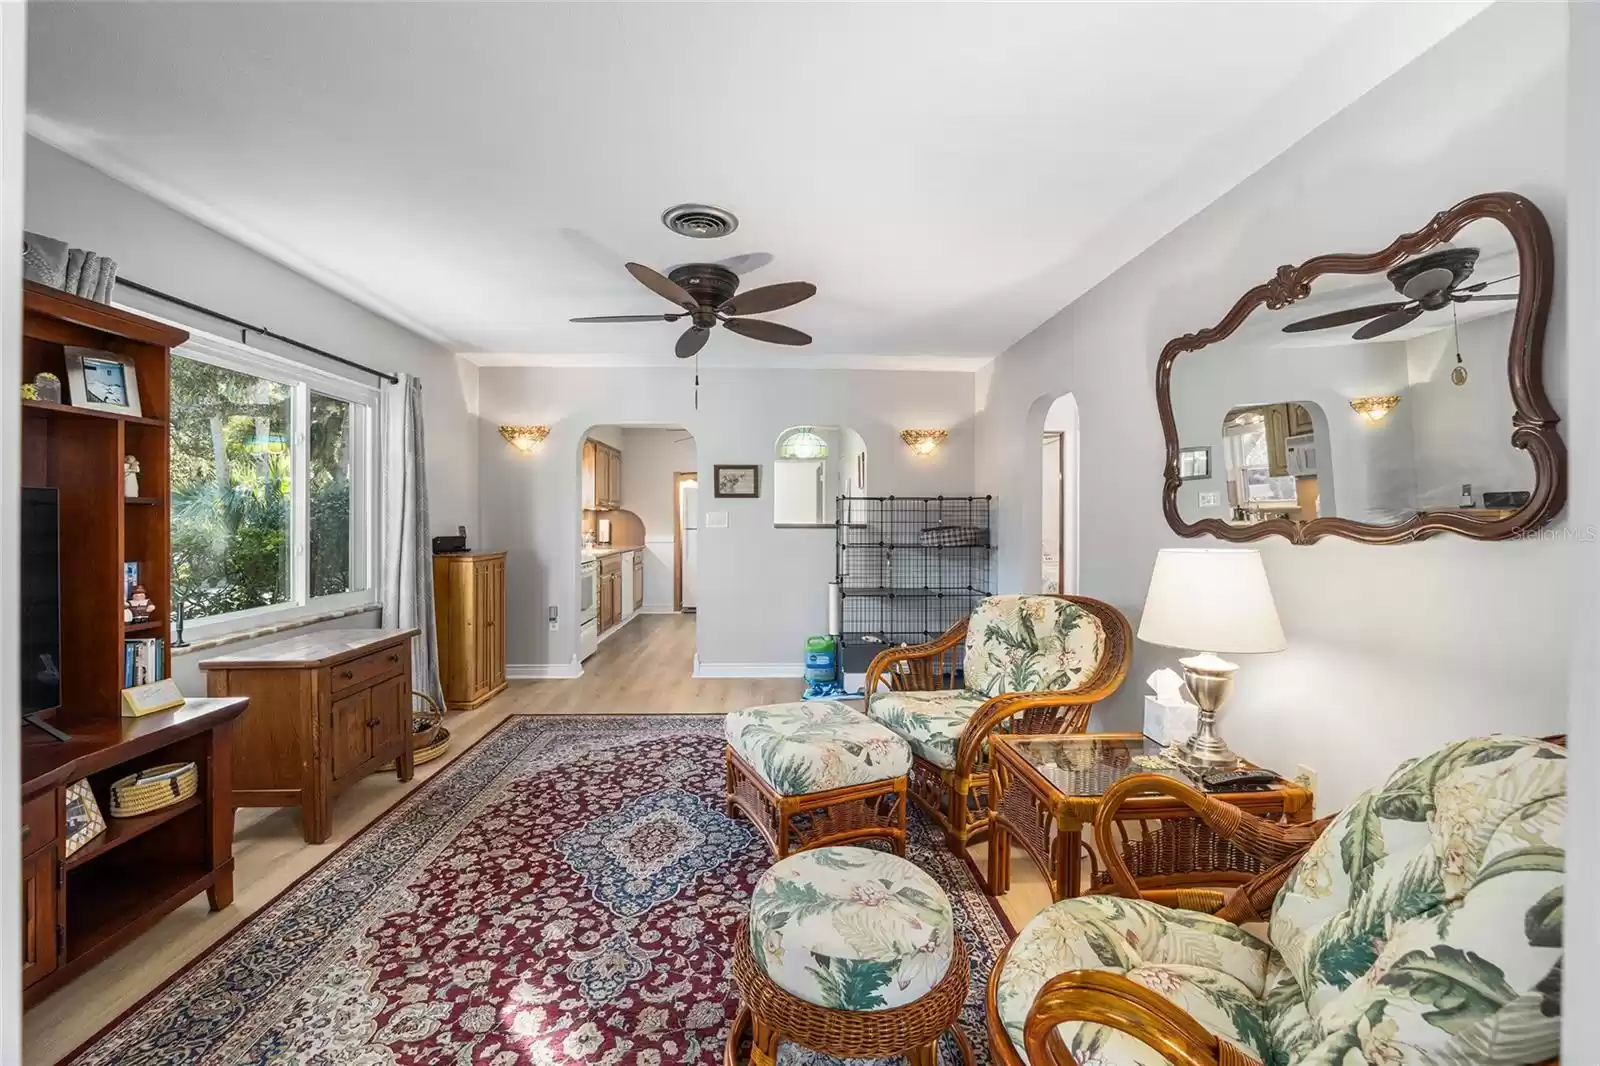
[1137,548,1286,769]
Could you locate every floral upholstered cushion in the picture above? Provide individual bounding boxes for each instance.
[748,846,955,1011]
[725,701,910,796]
[963,595,1107,698]
[1266,735,1565,1066]
[995,895,1272,1065]
[865,688,987,770]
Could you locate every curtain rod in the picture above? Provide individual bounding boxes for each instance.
[116,277,401,384]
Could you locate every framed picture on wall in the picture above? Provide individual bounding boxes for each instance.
[1178,446,1211,481]
[714,464,760,498]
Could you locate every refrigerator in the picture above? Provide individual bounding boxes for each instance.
[680,477,698,610]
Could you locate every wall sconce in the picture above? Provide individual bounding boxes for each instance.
[1349,396,1401,424]
[900,429,948,456]
[499,424,550,454]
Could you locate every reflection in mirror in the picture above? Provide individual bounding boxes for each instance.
[773,425,867,526]
[1171,215,1536,532]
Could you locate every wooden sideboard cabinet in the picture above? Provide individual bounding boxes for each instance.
[200,629,418,844]
[433,551,508,710]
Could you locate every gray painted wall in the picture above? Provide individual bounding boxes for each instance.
[976,1,1570,810]
[477,366,975,669]
[23,139,480,539]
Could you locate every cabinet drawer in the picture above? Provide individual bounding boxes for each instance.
[22,791,56,853]
[330,645,406,695]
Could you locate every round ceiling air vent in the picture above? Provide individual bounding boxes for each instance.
[661,203,738,239]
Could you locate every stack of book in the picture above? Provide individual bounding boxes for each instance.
[124,637,165,688]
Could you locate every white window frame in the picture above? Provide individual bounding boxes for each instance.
[166,328,381,643]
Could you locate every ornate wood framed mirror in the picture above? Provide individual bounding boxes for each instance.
[1157,192,1563,545]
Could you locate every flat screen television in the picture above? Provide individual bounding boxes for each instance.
[22,487,66,738]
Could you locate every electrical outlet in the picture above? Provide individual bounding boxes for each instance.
[1295,763,1318,794]
[1198,491,1221,507]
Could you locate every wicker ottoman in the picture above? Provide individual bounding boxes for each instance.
[727,846,974,1066]
[725,701,911,858]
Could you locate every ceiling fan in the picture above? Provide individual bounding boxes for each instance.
[571,262,816,358]
[1280,247,1518,340]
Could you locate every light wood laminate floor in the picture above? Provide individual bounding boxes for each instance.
[24,613,1052,1064]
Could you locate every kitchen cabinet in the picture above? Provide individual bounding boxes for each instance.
[1288,402,1314,436]
[433,551,508,710]
[621,553,636,621]
[1264,404,1291,477]
[201,630,417,844]
[633,551,645,611]
[583,439,624,510]
[599,556,623,632]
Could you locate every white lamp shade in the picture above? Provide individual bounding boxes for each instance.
[1137,548,1286,654]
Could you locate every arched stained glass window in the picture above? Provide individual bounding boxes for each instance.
[776,426,828,460]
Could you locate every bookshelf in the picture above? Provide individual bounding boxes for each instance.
[18,281,248,1006]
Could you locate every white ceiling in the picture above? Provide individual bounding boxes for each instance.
[27,2,1487,369]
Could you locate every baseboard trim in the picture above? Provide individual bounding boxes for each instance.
[506,660,583,680]
[639,605,679,615]
[692,656,805,679]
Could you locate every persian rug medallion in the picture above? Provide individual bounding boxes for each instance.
[65,715,1011,1066]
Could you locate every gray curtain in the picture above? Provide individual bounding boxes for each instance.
[381,373,444,709]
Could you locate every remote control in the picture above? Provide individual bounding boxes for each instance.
[1200,768,1280,792]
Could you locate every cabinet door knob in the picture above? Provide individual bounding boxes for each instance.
[388,653,399,663]
[367,716,382,728]
[340,669,355,679]
[21,823,30,841]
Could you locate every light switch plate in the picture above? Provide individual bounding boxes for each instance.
[1198,492,1220,507]
[705,511,729,528]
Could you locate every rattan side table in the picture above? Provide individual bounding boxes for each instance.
[725,919,974,1066]
[987,732,1313,902]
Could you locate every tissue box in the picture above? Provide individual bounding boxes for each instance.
[1144,696,1198,747]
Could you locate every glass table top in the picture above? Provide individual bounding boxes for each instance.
[998,734,1238,797]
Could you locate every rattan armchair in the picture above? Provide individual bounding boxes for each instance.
[987,772,1331,1066]
[864,594,1131,850]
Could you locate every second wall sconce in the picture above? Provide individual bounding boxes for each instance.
[900,429,948,456]
[1349,395,1401,425]
[500,424,550,454]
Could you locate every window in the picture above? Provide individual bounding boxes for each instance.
[777,426,828,460]
[170,334,376,632]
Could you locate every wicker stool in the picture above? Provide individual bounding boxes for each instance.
[726,846,975,1066]
[725,701,910,858]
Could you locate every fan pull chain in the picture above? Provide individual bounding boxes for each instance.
[1451,302,1468,386]
[695,351,700,410]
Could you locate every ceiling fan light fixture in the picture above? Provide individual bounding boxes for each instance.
[662,204,738,239]
[499,424,550,454]
[1349,395,1401,425]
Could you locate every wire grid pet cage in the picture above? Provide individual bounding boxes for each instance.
[835,496,994,675]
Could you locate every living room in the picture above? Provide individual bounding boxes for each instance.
[1,2,1594,1064]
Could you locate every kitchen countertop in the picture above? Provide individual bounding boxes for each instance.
[582,545,644,561]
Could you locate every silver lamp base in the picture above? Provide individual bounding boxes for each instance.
[1174,652,1243,771]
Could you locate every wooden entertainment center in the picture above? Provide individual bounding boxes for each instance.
[18,282,247,1006]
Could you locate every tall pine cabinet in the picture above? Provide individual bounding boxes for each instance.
[432,551,507,710]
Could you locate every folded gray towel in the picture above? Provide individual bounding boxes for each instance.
[22,231,69,288]
[95,257,117,303]
[77,253,102,299]
[64,248,85,292]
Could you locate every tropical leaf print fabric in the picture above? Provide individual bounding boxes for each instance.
[995,894,1272,1065]
[963,596,1107,698]
[865,689,986,770]
[725,701,910,796]
[747,846,955,1011]
[997,735,1564,1066]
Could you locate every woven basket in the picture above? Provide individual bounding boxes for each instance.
[109,761,198,818]
[381,691,451,771]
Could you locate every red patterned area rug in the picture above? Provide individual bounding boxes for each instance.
[65,715,1012,1065]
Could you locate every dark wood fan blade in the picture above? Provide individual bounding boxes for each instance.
[570,314,683,323]
[720,281,817,316]
[1281,302,1409,333]
[1454,274,1519,294]
[626,262,698,310]
[676,326,710,360]
[1352,304,1424,340]
[1453,292,1519,302]
[723,317,812,346]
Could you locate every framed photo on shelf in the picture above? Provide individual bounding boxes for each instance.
[64,346,142,417]
[714,464,760,499]
[1178,446,1211,481]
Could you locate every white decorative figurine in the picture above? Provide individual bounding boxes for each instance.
[124,455,141,498]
